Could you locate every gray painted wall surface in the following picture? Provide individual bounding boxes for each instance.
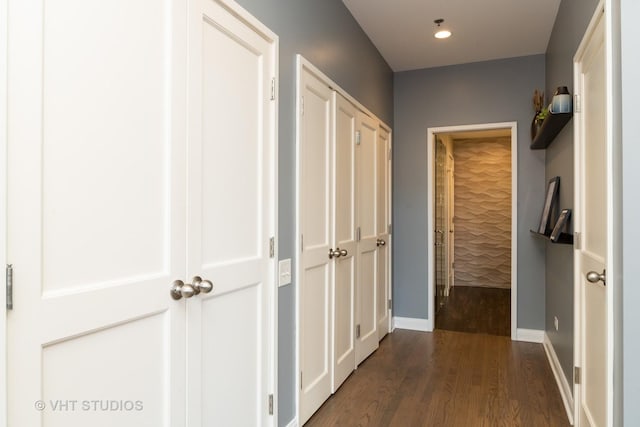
[543,0,600,389]
[621,0,640,424]
[231,1,393,425]
[393,55,546,328]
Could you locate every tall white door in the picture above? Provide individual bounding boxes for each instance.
[186,1,277,426]
[6,0,277,425]
[376,127,391,340]
[355,112,379,365]
[575,10,609,427]
[332,93,357,392]
[6,0,188,425]
[299,69,333,424]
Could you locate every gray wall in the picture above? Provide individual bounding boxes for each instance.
[231,1,393,425]
[621,0,640,424]
[543,0,600,388]
[393,55,547,328]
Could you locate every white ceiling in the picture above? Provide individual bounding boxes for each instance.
[342,0,561,72]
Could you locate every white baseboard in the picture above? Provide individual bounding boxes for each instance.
[543,333,575,425]
[393,316,432,332]
[283,417,298,427]
[515,328,544,343]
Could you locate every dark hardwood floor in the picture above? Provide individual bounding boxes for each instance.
[436,286,511,336]
[305,329,569,427]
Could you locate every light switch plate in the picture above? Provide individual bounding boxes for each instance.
[278,258,292,287]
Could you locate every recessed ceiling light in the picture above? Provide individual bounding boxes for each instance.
[434,18,451,39]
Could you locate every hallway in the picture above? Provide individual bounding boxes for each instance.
[305,329,569,426]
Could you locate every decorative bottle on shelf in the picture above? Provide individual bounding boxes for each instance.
[550,86,571,114]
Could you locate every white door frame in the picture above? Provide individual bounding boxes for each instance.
[573,1,617,425]
[427,122,518,339]
[0,0,7,422]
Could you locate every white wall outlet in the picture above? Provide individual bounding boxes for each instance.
[554,316,559,331]
[278,258,292,287]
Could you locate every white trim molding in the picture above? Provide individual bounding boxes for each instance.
[426,122,518,338]
[544,333,575,425]
[515,328,544,343]
[283,418,298,427]
[393,316,432,332]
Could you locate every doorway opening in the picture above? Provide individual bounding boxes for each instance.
[427,123,518,339]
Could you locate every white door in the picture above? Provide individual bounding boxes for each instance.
[186,1,277,426]
[575,10,609,427]
[355,112,379,365]
[332,93,357,392]
[299,69,333,424]
[6,0,188,425]
[376,127,391,340]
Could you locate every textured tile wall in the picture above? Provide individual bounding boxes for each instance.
[453,137,511,289]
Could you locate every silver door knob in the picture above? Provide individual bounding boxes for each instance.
[329,248,342,259]
[190,276,214,295]
[586,269,606,286]
[377,239,386,247]
[195,277,214,294]
[339,249,348,257]
[170,280,196,300]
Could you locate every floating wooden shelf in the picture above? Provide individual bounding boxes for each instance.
[530,230,573,245]
[530,112,573,150]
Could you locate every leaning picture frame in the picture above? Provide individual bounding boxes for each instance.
[538,176,560,234]
[550,209,572,242]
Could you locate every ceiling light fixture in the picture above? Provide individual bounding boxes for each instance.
[434,19,451,39]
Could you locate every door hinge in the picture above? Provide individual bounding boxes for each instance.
[355,131,361,145]
[6,264,13,310]
[269,237,275,258]
[356,324,361,338]
[574,232,581,249]
[388,223,392,234]
[574,366,581,385]
[388,298,392,310]
[301,96,304,116]
[388,147,392,161]
[300,234,304,252]
[300,371,303,390]
[356,227,361,242]
[268,394,273,415]
[574,94,581,113]
[270,78,276,101]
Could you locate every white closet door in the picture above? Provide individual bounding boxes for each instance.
[377,127,391,340]
[355,112,379,365]
[6,0,188,425]
[332,93,357,391]
[186,1,277,426]
[299,69,334,424]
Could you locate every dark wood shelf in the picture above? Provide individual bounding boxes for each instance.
[530,112,573,149]
[530,230,573,245]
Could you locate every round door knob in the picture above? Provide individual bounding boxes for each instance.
[197,279,214,294]
[339,249,348,257]
[586,270,606,286]
[170,280,196,300]
[329,248,342,259]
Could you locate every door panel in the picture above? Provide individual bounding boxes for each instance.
[576,13,607,427]
[7,0,187,424]
[299,69,333,424]
[355,112,379,365]
[332,93,357,391]
[377,127,391,339]
[186,1,277,426]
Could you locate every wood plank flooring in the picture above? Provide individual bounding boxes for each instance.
[305,329,569,427]
[436,286,511,336]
